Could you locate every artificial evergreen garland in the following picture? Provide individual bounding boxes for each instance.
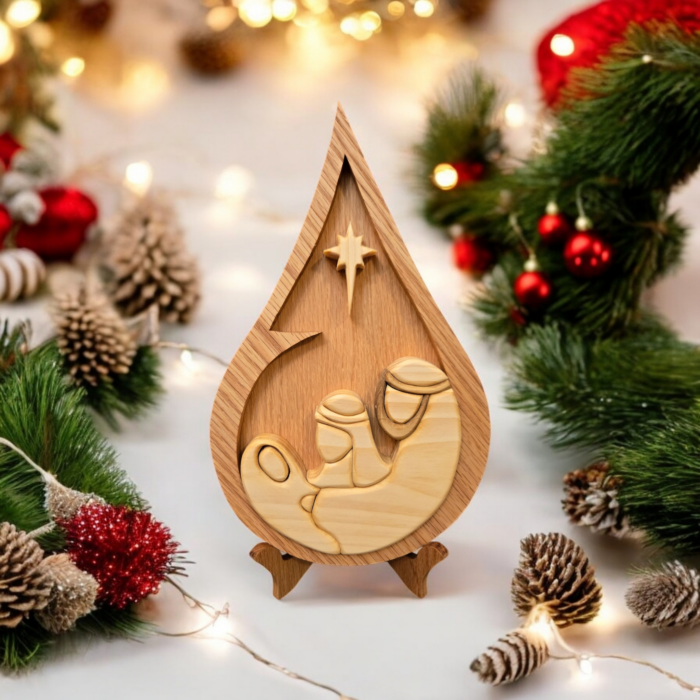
[414,19,700,566]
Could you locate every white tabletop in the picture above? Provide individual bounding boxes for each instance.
[3,1,700,698]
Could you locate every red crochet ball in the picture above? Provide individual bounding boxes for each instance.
[513,270,552,311]
[537,212,572,246]
[453,161,485,185]
[0,205,13,249]
[15,186,98,261]
[63,504,181,610]
[0,132,22,169]
[537,0,700,106]
[452,234,493,274]
[564,231,613,278]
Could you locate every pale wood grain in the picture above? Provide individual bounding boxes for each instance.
[384,385,424,423]
[210,105,490,566]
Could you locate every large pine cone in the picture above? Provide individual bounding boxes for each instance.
[626,562,700,630]
[102,195,200,324]
[512,532,602,628]
[0,522,52,628]
[471,629,549,685]
[563,463,630,538]
[53,286,136,388]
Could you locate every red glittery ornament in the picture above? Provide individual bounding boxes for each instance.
[15,186,99,261]
[452,234,493,274]
[0,132,22,169]
[513,270,552,311]
[538,212,572,246]
[63,504,181,610]
[537,0,700,106]
[453,161,485,185]
[0,205,13,249]
[564,231,613,278]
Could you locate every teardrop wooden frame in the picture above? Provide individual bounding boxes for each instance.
[210,105,490,566]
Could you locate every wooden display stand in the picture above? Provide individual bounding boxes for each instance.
[210,107,490,599]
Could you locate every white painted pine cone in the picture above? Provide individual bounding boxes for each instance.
[0,248,46,301]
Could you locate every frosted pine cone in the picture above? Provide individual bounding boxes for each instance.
[44,478,105,522]
[102,195,200,324]
[35,553,98,634]
[626,562,700,630]
[512,532,602,628]
[563,463,630,538]
[0,522,52,628]
[470,629,549,685]
[53,286,136,388]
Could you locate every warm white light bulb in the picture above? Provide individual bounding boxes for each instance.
[360,10,381,31]
[272,0,296,21]
[413,0,434,17]
[0,20,16,65]
[239,0,272,27]
[578,655,593,677]
[550,33,574,57]
[387,0,404,17]
[61,56,85,78]
[215,165,253,201]
[432,163,458,190]
[504,101,526,128]
[206,6,236,31]
[6,0,40,28]
[124,161,153,196]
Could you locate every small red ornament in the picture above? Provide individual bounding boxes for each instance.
[0,205,13,249]
[15,186,99,261]
[563,231,613,278]
[63,503,181,610]
[537,203,572,245]
[513,270,552,311]
[0,132,22,169]
[453,161,485,185]
[452,234,493,274]
[509,306,528,327]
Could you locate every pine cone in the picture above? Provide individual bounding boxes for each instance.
[103,195,201,324]
[44,478,105,522]
[626,562,700,630]
[35,553,98,634]
[470,629,549,685]
[512,532,602,628]
[0,522,52,628]
[563,463,630,538]
[53,287,137,388]
[180,26,242,76]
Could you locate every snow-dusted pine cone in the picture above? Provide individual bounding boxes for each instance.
[35,553,99,634]
[470,629,549,685]
[626,562,700,630]
[102,195,200,324]
[53,286,136,388]
[512,532,602,628]
[0,522,52,628]
[44,478,105,522]
[563,463,630,538]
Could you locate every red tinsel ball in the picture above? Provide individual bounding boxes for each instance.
[452,234,493,274]
[537,0,700,106]
[0,132,22,169]
[513,270,552,310]
[63,504,181,610]
[563,231,613,278]
[15,186,99,261]
[537,212,572,246]
[0,205,13,249]
[453,161,485,185]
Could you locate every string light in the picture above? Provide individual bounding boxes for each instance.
[5,0,40,28]
[432,163,458,190]
[206,6,237,30]
[550,33,575,57]
[215,165,253,201]
[413,0,434,18]
[387,0,404,17]
[504,101,526,127]
[272,0,297,21]
[0,20,15,64]
[360,10,381,31]
[61,56,85,78]
[124,161,153,196]
[578,655,593,677]
[239,0,273,27]
[301,0,328,14]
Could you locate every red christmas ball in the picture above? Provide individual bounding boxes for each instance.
[452,234,493,274]
[513,270,552,311]
[537,0,700,106]
[63,504,181,610]
[0,132,22,169]
[564,231,613,278]
[453,161,485,185]
[15,186,99,261]
[537,212,572,246]
[0,205,13,249]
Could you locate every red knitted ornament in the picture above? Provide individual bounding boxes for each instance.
[15,186,98,261]
[63,504,181,610]
[0,132,22,169]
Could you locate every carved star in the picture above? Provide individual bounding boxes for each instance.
[324,223,376,315]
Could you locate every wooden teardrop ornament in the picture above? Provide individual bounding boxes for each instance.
[210,106,490,574]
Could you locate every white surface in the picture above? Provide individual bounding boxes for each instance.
[3,1,700,698]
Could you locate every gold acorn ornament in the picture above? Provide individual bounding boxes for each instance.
[0,248,46,302]
[211,107,490,598]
